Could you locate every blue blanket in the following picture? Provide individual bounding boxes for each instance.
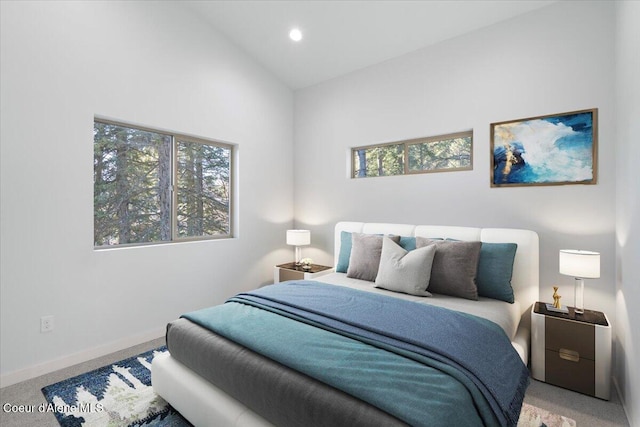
[184,281,528,426]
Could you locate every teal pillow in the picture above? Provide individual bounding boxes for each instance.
[336,232,416,273]
[476,243,517,303]
[399,236,416,251]
[336,231,353,273]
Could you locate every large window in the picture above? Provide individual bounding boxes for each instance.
[352,131,472,178]
[94,119,233,248]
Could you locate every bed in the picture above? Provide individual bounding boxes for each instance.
[152,222,539,426]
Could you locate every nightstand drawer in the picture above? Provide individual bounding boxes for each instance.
[545,317,595,360]
[545,349,595,396]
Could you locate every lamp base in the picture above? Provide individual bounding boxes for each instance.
[574,277,585,314]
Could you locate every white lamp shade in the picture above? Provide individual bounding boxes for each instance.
[286,230,310,246]
[559,250,600,278]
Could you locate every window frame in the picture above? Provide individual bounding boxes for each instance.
[351,130,473,179]
[93,117,234,249]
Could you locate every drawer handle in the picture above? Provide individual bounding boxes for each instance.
[559,348,580,362]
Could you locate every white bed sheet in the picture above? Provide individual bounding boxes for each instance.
[315,272,522,341]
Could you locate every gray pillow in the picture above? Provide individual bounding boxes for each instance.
[375,237,436,296]
[416,237,481,300]
[347,233,400,282]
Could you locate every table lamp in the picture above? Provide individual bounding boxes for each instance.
[559,249,600,315]
[287,230,310,265]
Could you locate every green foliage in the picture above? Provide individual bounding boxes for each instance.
[93,121,231,247]
[408,137,471,172]
[177,140,230,238]
[353,144,404,178]
[353,134,472,178]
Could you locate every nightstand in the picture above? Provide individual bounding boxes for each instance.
[531,301,611,400]
[273,263,334,283]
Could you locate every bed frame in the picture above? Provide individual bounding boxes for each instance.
[153,222,539,427]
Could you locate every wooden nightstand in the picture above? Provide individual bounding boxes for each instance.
[274,263,334,283]
[531,302,611,400]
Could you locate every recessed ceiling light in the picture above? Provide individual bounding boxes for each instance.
[289,28,302,42]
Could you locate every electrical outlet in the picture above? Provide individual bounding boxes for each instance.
[41,315,54,333]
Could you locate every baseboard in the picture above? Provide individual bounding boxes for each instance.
[0,327,165,388]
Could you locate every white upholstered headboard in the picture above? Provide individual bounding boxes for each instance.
[334,222,540,323]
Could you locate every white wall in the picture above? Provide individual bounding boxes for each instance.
[294,0,619,371]
[0,1,294,385]
[615,2,640,425]
[295,1,616,316]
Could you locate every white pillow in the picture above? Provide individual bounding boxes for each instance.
[374,236,436,296]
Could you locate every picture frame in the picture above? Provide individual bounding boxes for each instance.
[490,109,597,187]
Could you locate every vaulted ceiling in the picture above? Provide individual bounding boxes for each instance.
[185,1,557,89]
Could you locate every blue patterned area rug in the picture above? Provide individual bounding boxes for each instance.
[41,346,191,427]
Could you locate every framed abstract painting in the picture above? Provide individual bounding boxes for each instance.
[490,109,597,187]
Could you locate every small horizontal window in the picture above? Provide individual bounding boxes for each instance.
[352,131,473,178]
